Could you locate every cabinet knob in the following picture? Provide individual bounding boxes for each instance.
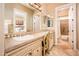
[29,52,32,55]
[37,50,39,52]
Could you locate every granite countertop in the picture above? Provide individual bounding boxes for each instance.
[5,31,49,53]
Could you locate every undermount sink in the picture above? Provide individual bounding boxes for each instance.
[13,35,34,41]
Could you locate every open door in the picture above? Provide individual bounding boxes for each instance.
[55,4,76,49]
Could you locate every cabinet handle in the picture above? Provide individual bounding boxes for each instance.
[37,50,39,52]
[42,41,44,47]
[29,52,32,55]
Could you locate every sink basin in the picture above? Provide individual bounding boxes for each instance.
[13,35,34,41]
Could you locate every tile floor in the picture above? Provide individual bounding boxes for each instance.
[47,39,79,56]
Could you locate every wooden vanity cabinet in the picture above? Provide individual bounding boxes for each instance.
[48,31,55,50]
[42,31,55,56]
[5,39,42,56]
[42,33,49,56]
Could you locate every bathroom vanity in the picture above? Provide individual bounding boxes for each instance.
[5,38,42,56]
[5,31,49,56]
[5,30,55,56]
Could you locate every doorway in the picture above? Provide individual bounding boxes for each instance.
[55,4,76,49]
[60,20,69,35]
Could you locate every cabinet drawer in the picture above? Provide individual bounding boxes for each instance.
[25,50,33,56]
[5,48,27,56]
[32,47,42,56]
[5,39,42,56]
[28,39,42,50]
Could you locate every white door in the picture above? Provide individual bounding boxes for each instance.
[33,16,40,32]
[55,4,76,49]
[69,4,76,49]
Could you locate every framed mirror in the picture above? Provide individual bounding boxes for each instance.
[13,8,27,33]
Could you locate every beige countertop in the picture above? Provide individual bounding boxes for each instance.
[41,27,55,33]
[5,31,49,53]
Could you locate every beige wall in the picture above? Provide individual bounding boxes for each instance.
[40,16,48,30]
[76,4,79,49]
[0,4,4,56]
[58,8,69,17]
[4,3,34,32]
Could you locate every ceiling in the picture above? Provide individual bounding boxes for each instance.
[22,3,66,18]
[41,3,65,17]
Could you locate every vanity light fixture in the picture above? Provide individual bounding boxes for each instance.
[29,3,42,12]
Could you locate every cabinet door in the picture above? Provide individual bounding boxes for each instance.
[25,50,33,56]
[48,32,55,50]
[32,47,42,56]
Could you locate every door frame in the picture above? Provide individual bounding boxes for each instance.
[55,4,77,49]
